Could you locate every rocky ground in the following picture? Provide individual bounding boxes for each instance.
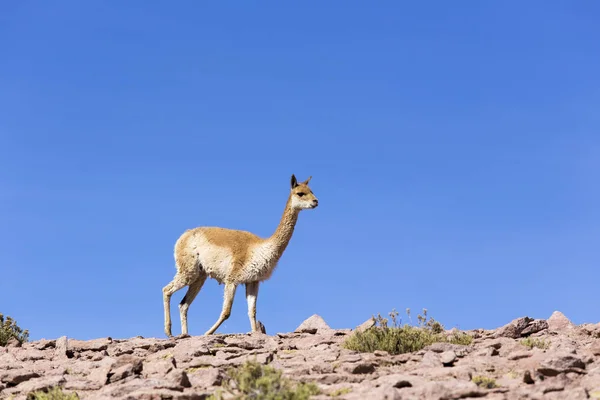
[1,312,600,399]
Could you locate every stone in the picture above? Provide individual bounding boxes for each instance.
[295,314,332,334]
[69,338,112,352]
[440,350,457,366]
[54,336,68,359]
[421,351,442,367]
[0,370,40,386]
[548,311,575,332]
[521,319,549,336]
[508,350,533,360]
[107,355,143,383]
[2,314,600,399]
[538,353,586,376]
[257,320,267,334]
[343,362,376,374]
[6,337,21,348]
[165,369,191,388]
[355,317,376,333]
[494,317,534,338]
[186,367,223,388]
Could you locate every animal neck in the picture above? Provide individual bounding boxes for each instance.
[266,196,299,258]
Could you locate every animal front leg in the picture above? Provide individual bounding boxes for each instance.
[205,283,237,335]
[245,281,259,333]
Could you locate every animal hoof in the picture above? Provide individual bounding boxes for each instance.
[177,333,191,339]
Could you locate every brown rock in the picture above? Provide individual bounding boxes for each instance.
[494,316,534,338]
[6,337,22,348]
[0,370,40,386]
[440,351,457,366]
[523,370,535,384]
[69,338,111,352]
[508,350,533,360]
[186,367,223,388]
[54,336,68,359]
[538,353,586,376]
[521,319,549,336]
[547,311,575,332]
[107,355,143,383]
[143,358,176,377]
[421,351,442,367]
[355,317,376,333]
[343,362,376,374]
[295,314,332,334]
[257,320,267,334]
[4,375,66,397]
[165,369,191,388]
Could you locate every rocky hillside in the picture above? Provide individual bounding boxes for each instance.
[1,312,600,399]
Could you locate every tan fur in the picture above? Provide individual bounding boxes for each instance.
[163,174,318,337]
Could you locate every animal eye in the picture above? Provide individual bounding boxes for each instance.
[297,192,305,197]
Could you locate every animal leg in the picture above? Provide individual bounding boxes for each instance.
[178,273,207,337]
[163,277,187,338]
[245,281,259,333]
[205,283,237,335]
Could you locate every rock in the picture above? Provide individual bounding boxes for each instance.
[538,353,586,376]
[521,319,549,336]
[143,358,176,377]
[355,317,376,333]
[508,351,533,360]
[1,313,600,399]
[0,370,40,386]
[4,375,66,397]
[6,337,21,348]
[186,367,223,388]
[295,314,332,334]
[440,351,457,366]
[54,336,68,359]
[548,311,575,332]
[495,317,534,338]
[69,338,112,353]
[421,351,442,367]
[257,320,267,334]
[343,362,376,374]
[523,370,535,384]
[165,369,191,388]
[107,355,143,383]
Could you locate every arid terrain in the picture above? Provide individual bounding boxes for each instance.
[1,311,600,399]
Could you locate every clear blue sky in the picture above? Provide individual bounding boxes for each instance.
[1,1,599,341]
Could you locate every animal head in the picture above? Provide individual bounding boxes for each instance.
[290,174,318,210]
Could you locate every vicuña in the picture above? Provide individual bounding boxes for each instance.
[163,174,319,337]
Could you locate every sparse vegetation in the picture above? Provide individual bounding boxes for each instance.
[208,360,321,400]
[0,313,29,347]
[472,375,498,389]
[26,387,79,400]
[342,309,473,355]
[520,337,549,350]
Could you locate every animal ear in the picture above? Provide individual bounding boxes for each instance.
[302,176,312,185]
[291,174,298,188]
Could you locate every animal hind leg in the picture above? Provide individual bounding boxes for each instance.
[178,272,207,337]
[163,276,187,338]
[205,282,237,335]
[245,281,259,333]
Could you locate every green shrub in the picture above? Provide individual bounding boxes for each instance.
[208,360,320,400]
[342,309,473,355]
[520,337,549,350]
[0,313,29,346]
[472,375,498,389]
[26,386,79,400]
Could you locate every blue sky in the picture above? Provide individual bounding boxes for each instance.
[1,1,599,341]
